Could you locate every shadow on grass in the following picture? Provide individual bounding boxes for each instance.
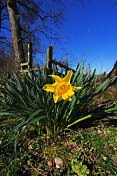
[70,100,117,130]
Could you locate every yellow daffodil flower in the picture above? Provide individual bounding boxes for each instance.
[54,65,59,69]
[0,84,5,88]
[42,70,82,103]
[19,72,30,82]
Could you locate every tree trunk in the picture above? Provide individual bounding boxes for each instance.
[6,0,25,73]
[0,0,1,32]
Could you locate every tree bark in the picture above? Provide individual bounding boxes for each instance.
[6,0,25,73]
[0,0,1,32]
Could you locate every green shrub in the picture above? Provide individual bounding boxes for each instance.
[0,59,117,147]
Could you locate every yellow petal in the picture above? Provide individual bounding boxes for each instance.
[42,70,82,103]
[62,70,72,83]
[67,97,72,101]
[53,94,59,103]
[48,75,62,84]
[67,89,75,96]
[42,83,57,93]
[73,86,82,90]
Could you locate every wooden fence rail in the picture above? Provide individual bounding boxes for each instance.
[19,43,76,75]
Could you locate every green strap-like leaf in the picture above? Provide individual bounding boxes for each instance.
[83,73,90,83]
[26,115,47,125]
[67,114,92,128]
[65,95,76,121]
[0,111,21,117]
[76,66,87,86]
[14,109,45,130]
[6,83,30,109]
[2,134,17,148]
[110,76,117,84]
[79,87,87,99]
[92,78,110,96]
[71,58,84,85]
[105,107,117,113]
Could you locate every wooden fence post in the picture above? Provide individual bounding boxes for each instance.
[28,42,32,70]
[46,46,53,74]
[19,44,76,75]
[65,58,68,75]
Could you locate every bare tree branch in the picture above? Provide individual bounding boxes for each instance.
[16,0,63,21]
[1,26,11,32]
[1,17,9,21]
[0,36,12,40]
[1,2,7,11]
[0,41,12,47]
[16,0,43,20]
[1,14,9,18]
[109,1,117,12]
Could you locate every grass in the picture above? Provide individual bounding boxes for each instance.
[0,123,117,175]
[0,77,117,176]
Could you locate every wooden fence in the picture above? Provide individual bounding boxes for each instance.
[19,42,76,76]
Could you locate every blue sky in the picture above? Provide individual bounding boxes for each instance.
[65,0,117,74]
[36,0,117,75]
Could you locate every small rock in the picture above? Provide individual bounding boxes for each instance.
[54,157,63,168]
[98,129,103,134]
[28,145,33,149]
[48,160,52,166]
[102,157,107,161]
[28,139,35,145]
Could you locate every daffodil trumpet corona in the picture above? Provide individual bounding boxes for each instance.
[42,70,82,103]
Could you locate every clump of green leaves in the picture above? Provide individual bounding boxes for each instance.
[0,59,117,148]
[71,151,90,175]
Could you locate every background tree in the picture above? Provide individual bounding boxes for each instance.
[0,0,66,75]
[0,0,88,77]
[6,0,25,73]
